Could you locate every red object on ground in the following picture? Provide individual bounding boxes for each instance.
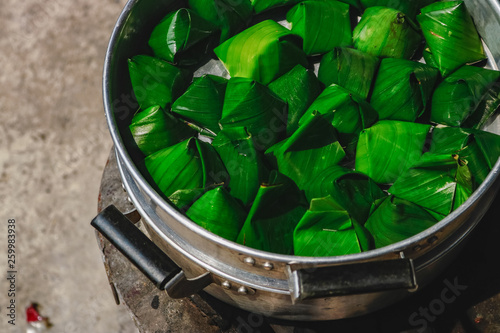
[26,304,43,323]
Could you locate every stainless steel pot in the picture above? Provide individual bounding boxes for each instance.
[94,0,500,321]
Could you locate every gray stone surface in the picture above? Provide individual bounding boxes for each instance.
[0,0,138,332]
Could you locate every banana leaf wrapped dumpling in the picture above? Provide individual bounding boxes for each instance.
[250,0,302,14]
[128,55,191,110]
[318,47,380,100]
[237,172,308,255]
[299,84,379,155]
[129,105,197,156]
[429,127,500,186]
[286,1,352,56]
[214,20,308,85]
[212,127,270,207]
[186,187,247,241]
[219,77,288,151]
[305,165,387,224]
[266,111,346,190]
[293,196,373,257]
[148,8,218,66]
[389,153,474,219]
[145,137,228,199]
[268,65,323,136]
[365,196,438,248]
[370,58,440,122]
[417,1,486,77]
[359,0,435,19]
[188,0,252,42]
[355,120,431,184]
[353,6,421,59]
[431,65,500,129]
[171,75,228,136]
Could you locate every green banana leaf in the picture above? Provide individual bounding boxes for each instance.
[148,8,218,65]
[422,44,438,68]
[236,171,308,254]
[286,1,352,56]
[429,127,500,186]
[417,1,486,77]
[145,138,228,197]
[389,153,473,217]
[188,0,252,42]
[212,127,270,206]
[360,0,435,19]
[168,187,209,212]
[431,65,500,128]
[304,165,387,224]
[355,120,431,184]
[365,196,438,248]
[299,84,378,155]
[128,55,191,110]
[353,6,421,59]
[186,187,247,241]
[293,196,372,257]
[268,65,323,136]
[214,20,308,85]
[318,47,380,99]
[219,77,288,151]
[250,0,302,13]
[129,105,197,156]
[370,58,440,122]
[171,75,227,136]
[265,111,346,189]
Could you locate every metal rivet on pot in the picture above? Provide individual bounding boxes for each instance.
[263,262,274,271]
[428,236,438,244]
[238,286,249,295]
[221,281,231,290]
[244,257,256,266]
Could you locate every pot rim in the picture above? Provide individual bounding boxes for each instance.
[103,0,500,266]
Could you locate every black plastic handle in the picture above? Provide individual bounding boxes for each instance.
[289,258,417,302]
[91,205,182,290]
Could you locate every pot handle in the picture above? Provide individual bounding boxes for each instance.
[91,205,212,298]
[288,258,417,303]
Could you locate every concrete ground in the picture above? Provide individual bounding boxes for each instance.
[0,0,139,332]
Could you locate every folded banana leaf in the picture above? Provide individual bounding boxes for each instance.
[214,20,308,85]
[355,120,431,184]
[429,127,500,186]
[318,47,380,99]
[360,0,435,19]
[148,8,218,66]
[417,1,486,77]
[128,55,191,110]
[389,153,473,217]
[365,196,438,248]
[168,187,210,212]
[212,127,270,206]
[431,65,500,128]
[370,58,440,122]
[145,138,228,197]
[268,65,323,136]
[129,105,197,156]
[304,165,387,224]
[219,77,288,151]
[250,0,302,13]
[293,196,372,257]
[266,111,346,189]
[236,171,308,254]
[188,0,252,42]
[422,44,438,68]
[186,187,247,241]
[171,75,227,136]
[286,1,352,56]
[353,6,421,59]
[299,84,378,155]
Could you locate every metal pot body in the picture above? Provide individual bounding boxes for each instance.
[103,0,500,321]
